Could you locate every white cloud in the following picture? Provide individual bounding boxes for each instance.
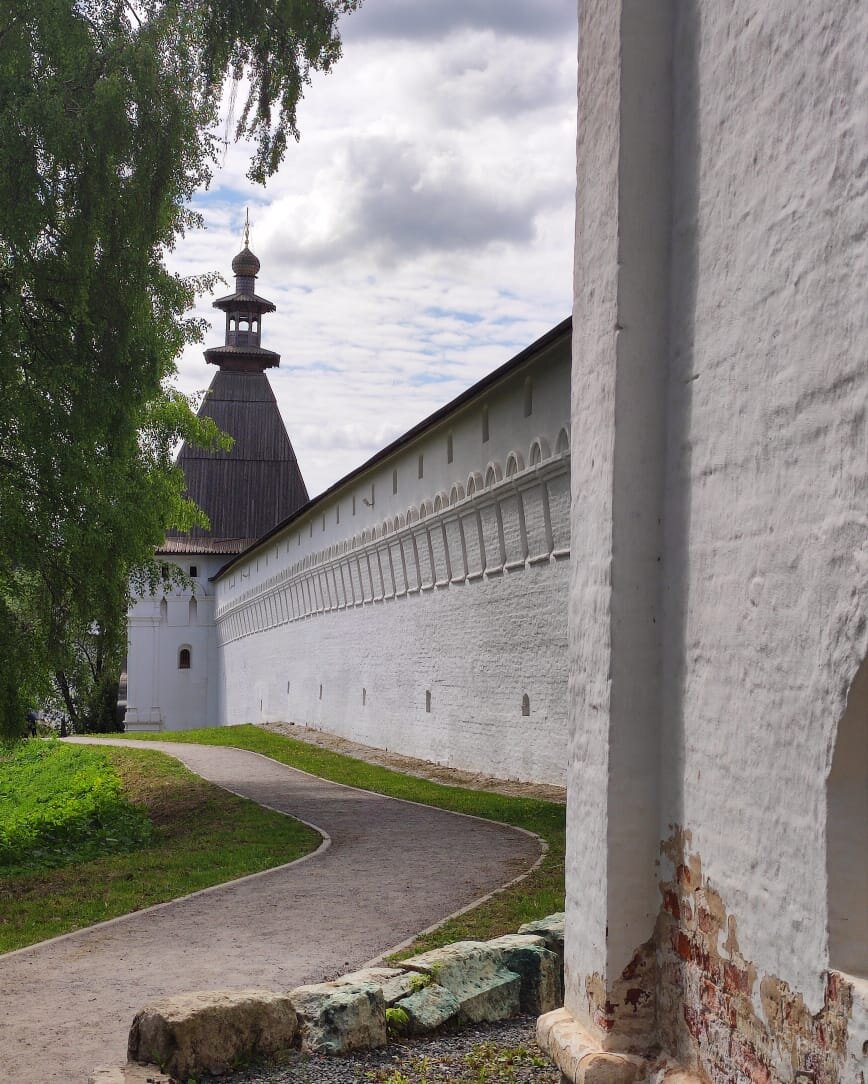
[341,0,576,42]
[167,0,576,498]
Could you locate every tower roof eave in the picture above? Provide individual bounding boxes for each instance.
[212,291,276,313]
[204,344,280,370]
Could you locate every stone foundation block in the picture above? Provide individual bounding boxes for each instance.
[289,980,387,1055]
[518,912,565,962]
[536,1007,645,1084]
[88,1066,167,1084]
[394,984,463,1034]
[127,988,297,1079]
[399,941,521,1023]
[334,965,418,1005]
[485,933,563,1013]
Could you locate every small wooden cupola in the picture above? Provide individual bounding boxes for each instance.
[204,214,280,373]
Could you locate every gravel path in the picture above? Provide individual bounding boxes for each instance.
[0,739,541,1084]
[227,1015,559,1083]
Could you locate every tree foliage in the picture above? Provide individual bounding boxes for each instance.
[0,0,359,737]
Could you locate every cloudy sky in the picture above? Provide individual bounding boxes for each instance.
[168,0,578,498]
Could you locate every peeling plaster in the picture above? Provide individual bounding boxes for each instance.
[574,828,862,1082]
[656,828,858,1084]
[585,940,658,1056]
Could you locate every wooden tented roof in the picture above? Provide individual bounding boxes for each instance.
[162,369,308,555]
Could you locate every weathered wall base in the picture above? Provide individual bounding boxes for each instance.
[545,830,865,1084]
[656,830,862,1084]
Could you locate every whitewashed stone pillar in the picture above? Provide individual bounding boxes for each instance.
[568,0,673,1044]
[540,0,673,1073]
[543,2,868,1080]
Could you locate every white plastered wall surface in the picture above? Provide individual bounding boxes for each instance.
[661,0,868,1011]
[214,341,572,785]
[125,554,224,731]
[557,0,867,1078]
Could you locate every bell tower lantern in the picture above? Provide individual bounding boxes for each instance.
[204,213,280,373]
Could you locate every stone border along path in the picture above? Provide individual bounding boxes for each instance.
[0,738,543,1084]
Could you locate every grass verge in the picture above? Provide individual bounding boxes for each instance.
[0,744,320,954]
[0,740,152,872]
[114,726,565,955]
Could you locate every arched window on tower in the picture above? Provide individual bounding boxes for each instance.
[178,647,191,670]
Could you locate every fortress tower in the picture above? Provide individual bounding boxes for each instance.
[168,229,308,552]
[125,232,308,731]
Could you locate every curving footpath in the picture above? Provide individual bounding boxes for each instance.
[0,738,541,1083]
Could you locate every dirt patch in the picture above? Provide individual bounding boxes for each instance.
[257,722,567,804]
[104,748,219,827]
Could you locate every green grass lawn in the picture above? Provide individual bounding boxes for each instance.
[115,726,566,956]
[0,740,152,873]
[0,742,320,953]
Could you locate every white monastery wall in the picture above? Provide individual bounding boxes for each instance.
[218,561,568,784]
[214,332,571,784]
[661,0,867,1014]
[557,1,866,1079]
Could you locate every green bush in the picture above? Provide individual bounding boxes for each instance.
[0,740,151,872]
[80,675,123,733]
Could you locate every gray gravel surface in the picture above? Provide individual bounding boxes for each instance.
[0,739,540,1084]
[222,1015,559,1083]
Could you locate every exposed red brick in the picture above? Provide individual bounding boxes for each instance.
[655,827,855,1083]
[697,904,717,935]
[663,889,681,918]
[625,987,651,1012]
[621,952,642,981]
[730,1031,771,1084]
[723,961,752,996]
[676,931,693,962]
[700,977,721,1013]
